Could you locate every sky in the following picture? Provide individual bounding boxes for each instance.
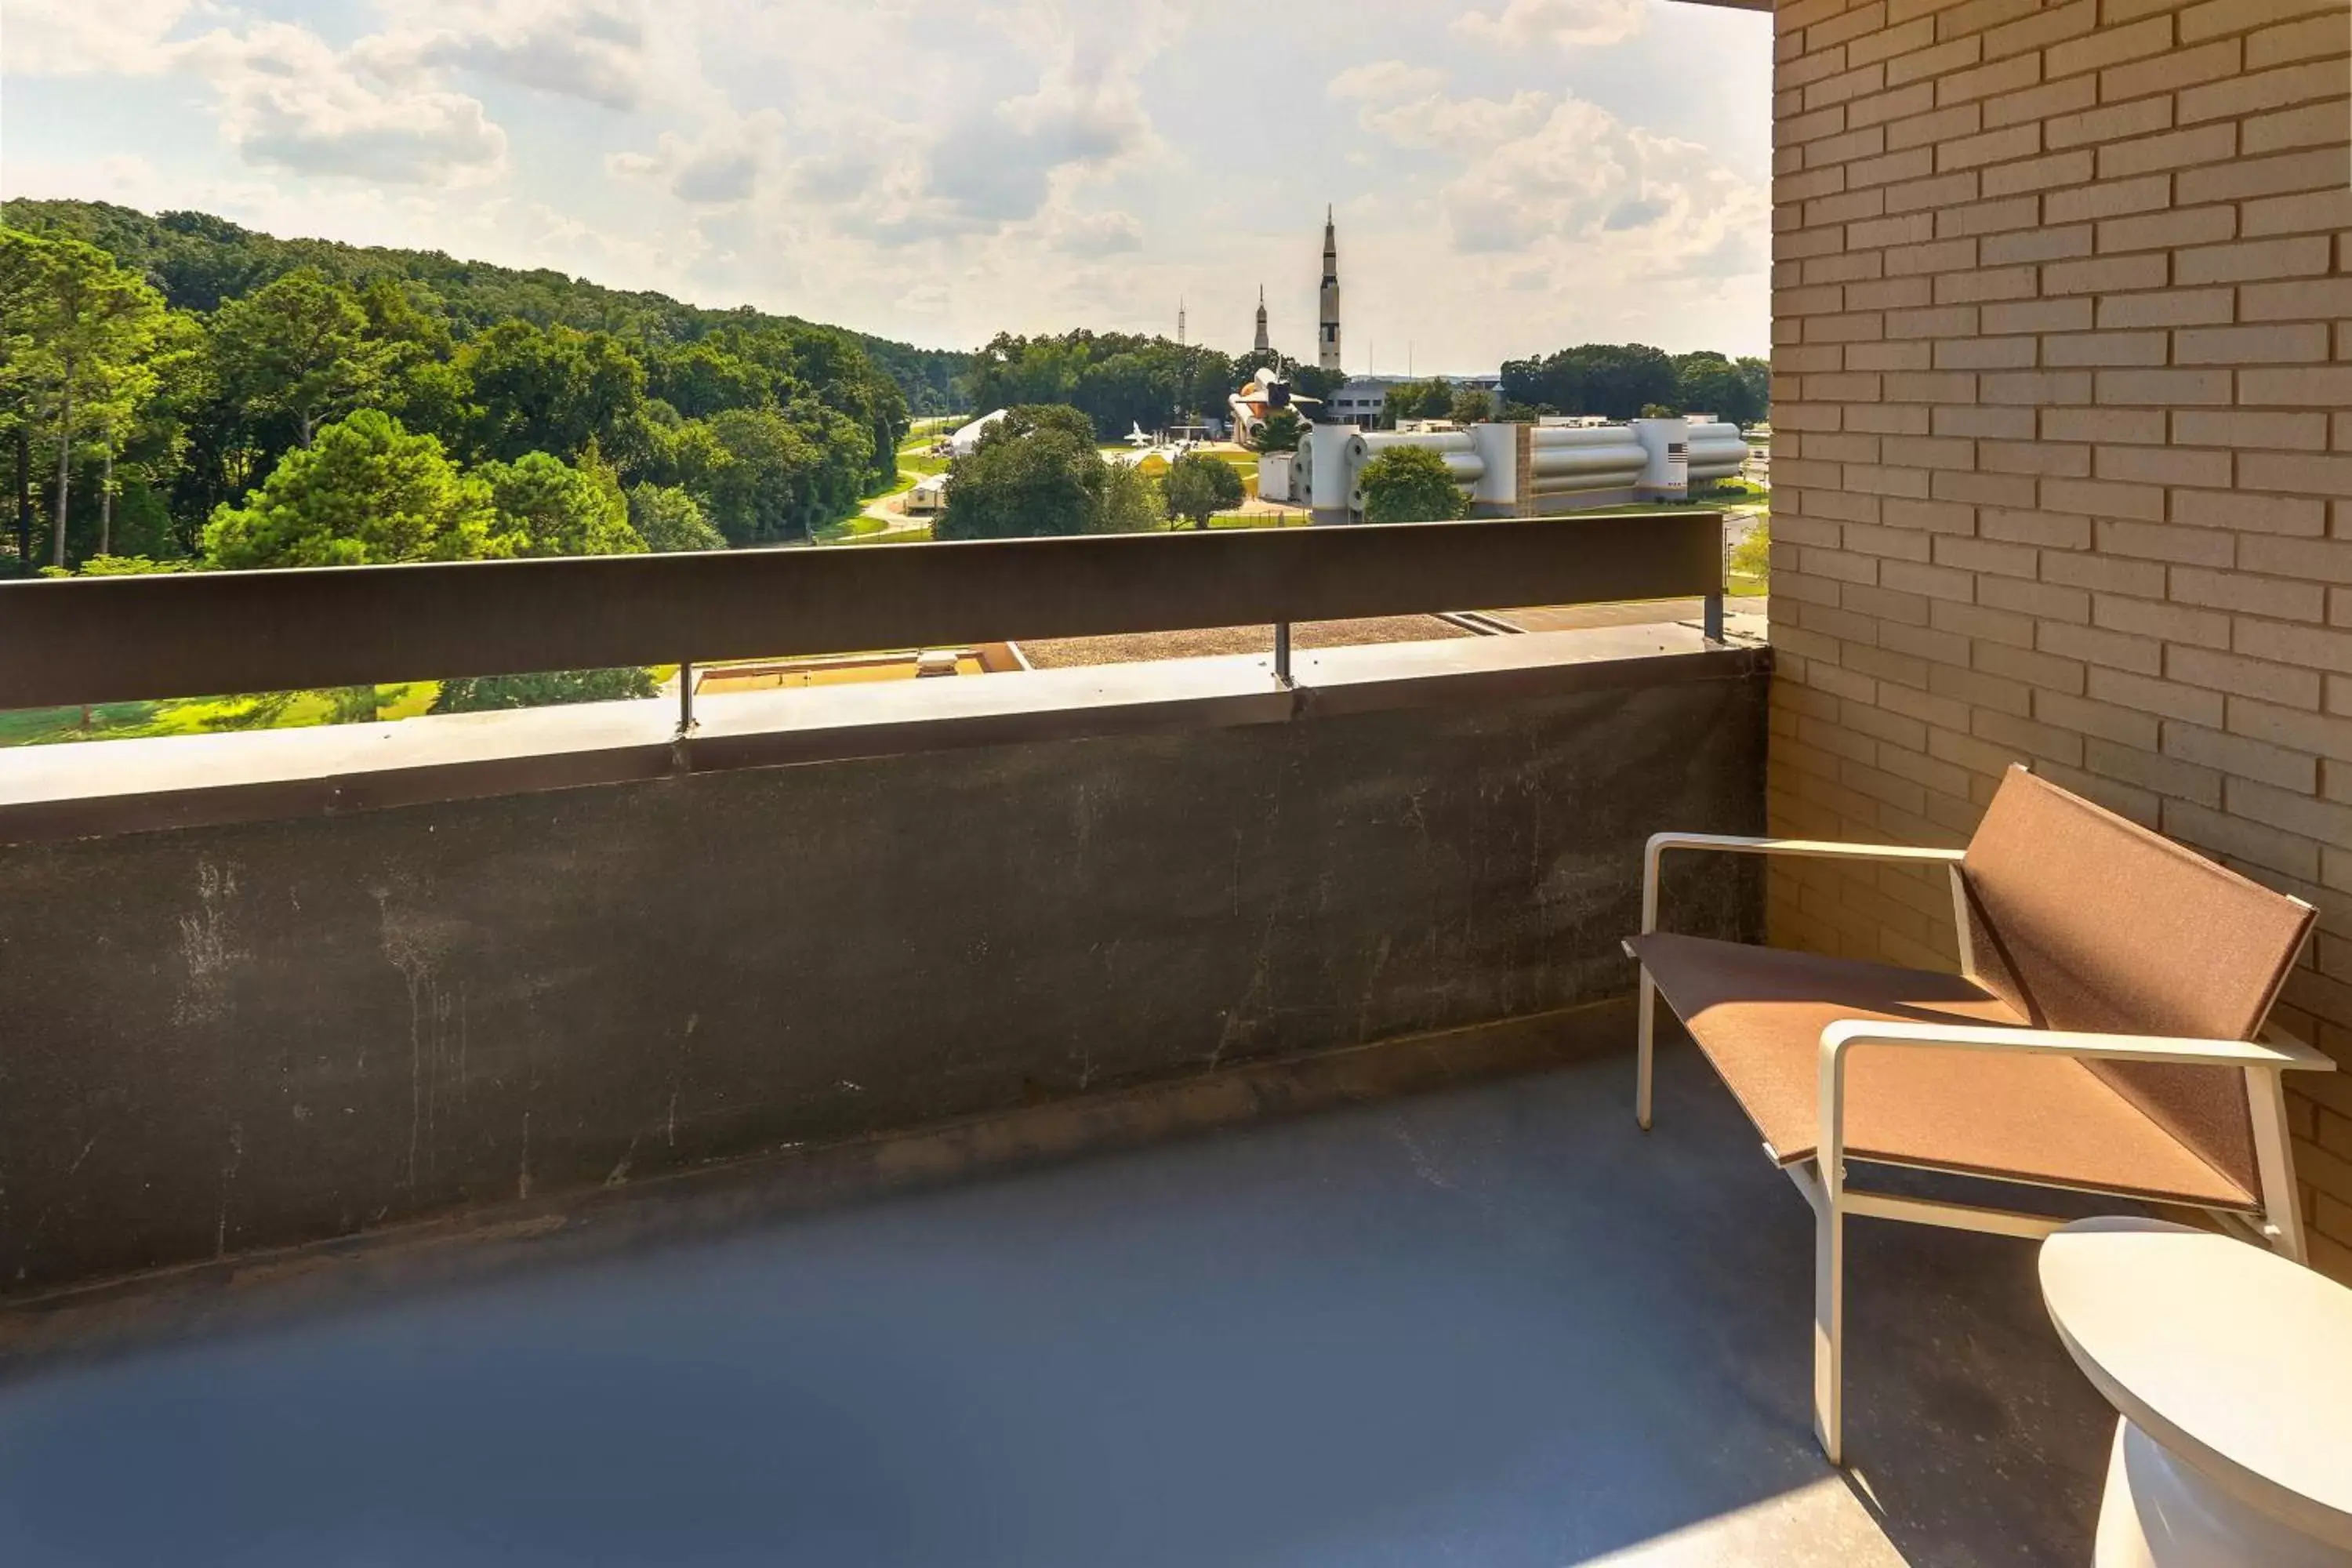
[0,0,1772,368]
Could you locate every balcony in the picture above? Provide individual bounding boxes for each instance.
[0,1025,2116,1566]
[0,513,2122,1562]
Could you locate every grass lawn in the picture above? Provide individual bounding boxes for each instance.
[0,701,165,746]
[0,672,710,749]
[813,514,895,543]
[0,681,447,748]
[376,682,440,720]
[1573,495,1758,517]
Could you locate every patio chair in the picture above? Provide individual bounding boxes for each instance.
[1625,765,2336,1465]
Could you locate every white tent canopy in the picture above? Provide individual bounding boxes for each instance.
[948,409,1008,456]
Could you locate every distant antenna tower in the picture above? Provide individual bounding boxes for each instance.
[1178,299,1187,347]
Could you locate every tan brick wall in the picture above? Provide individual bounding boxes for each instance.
[1766,0,2352,1272]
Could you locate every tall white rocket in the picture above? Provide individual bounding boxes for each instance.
[1317,207,1341,374]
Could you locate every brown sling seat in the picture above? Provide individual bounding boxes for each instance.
[1624,934,2259,1210]
[1628,765,2332,1466]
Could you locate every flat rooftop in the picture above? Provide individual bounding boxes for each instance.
[0,1023,2114,1565]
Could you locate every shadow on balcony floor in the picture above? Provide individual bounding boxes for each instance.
[0,1024,2111,1566]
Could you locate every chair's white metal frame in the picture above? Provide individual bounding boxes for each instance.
[1634,830,2335,1467]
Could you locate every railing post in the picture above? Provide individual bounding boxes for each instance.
[678,660,697,738]
[1703,592,1725,645]
[1272,621,1293,687]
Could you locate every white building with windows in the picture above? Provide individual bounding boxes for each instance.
[1323,378,1400,430]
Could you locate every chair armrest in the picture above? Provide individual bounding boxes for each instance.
[1642,833,1966,933]
[1813,1020,2336,1199]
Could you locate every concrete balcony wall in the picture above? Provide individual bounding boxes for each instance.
[0,638,1766,1298]
[1766,0,2352,1273]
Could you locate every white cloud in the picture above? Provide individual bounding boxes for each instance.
[366,0,673,112]
[618,0,1180,256]
[1327,61,1445,111]
[182,21,507,184]
[1043,204,1143,256]
[608,110,782,207]
[1330,67,1550,151]
[1,0,191,74]
[1453,0,1646,51]
[922,5,1164,229]
[1439,97,1763,269]
[518,200,709,282]
[3,0,1772,359]
[780,111,968,245]
[1329,63,1766,282]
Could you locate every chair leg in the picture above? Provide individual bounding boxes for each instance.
[2245,1065,2309,1265]
[1813,1187,1845,1466]
[1636,967,1657,1131]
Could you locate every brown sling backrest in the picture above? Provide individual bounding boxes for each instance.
[1960,766,2314,1197]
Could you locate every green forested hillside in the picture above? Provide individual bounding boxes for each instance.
[0,201,970,575]
[2,201,969,412]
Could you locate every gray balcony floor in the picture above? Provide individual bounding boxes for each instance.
[0,1029,2114,1566]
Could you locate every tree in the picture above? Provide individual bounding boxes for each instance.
[626,482,724,552]
[1360,445,1466,524]
[958,330,1240,441]
[1729,521,1770,583]
[1382,379,1454,426]
[81,307,201,557]
[695,407,817,545]
[998,403,1098,445]
[652,340,777,419]
[38,553,187,578]
[0,200,935,561]
[1094,459,1160,535]
[431,667,658,713]
[459,320,648,468]
[478,446,641,558]
[1500,343,1679,421]
[1254,406,1303,453]
[1447,387,1495,425]
[201,410,499,568]
[0,228,174,568]
[0,249,35,570]
[1163,452,1244,530]
[210,269,389,450]
[1668,350,1770,426]
[1734,357,1770,426]
[938,404,1127,540]
[938,413,1095,541]
[1287,363,1346,405]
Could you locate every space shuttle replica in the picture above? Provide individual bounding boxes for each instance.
[1228,212,1344,450]
[1229,368,1308,448]
[1228,317,1318,448]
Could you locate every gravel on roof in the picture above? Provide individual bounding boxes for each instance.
[1015,615,1475,670]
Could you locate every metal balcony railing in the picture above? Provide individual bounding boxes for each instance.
[0,514,1727,721]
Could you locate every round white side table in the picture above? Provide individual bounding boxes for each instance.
[2039,1216,2352,1568]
